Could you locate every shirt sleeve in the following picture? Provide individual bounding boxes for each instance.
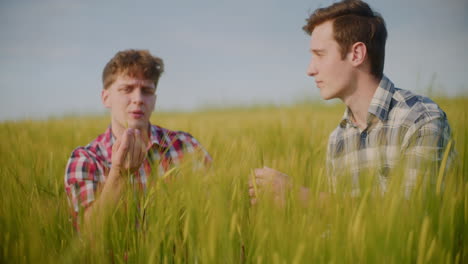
[402,116,454,195]
[64,148,99,217]
[181,132,212,168]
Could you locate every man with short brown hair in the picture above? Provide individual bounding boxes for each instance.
[250,0,453,203]
[65,49,211,230]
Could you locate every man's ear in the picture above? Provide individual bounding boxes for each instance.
[349,42,367,67]
[101,89,111,108]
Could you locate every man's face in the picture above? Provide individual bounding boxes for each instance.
[102,74,156,132]
[307,21,354,100]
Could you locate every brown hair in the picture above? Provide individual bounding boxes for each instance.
[102,49,165,89]
[303,0,387,79]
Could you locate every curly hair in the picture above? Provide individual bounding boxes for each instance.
[303,0,387,79]
[102,49,165,89]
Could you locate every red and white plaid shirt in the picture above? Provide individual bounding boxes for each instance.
[64,124,211,222]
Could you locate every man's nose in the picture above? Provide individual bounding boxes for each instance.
[307,58,318,77]
[131,89,144,104]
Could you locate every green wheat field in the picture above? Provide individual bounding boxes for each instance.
[1,98,466,263]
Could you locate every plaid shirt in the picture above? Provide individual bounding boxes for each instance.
[327,76,453,195]
[64,124,211,219]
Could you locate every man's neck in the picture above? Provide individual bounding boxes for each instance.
[342,74,380,130]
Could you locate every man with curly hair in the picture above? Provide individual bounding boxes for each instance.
[65,49,211,230]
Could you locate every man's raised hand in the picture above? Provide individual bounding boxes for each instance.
[248,166,291,206]
[111,128,147,174]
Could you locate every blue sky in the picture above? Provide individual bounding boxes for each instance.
[1,0,467,120]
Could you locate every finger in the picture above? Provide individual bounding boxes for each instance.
[248,180,254,188]
[254,178,270,186]
[249,185,263,194]
[250,177,267,187]
[126,129,135,167]
[136,130,147,162]
[117,129,131,165]
[112,136,121,153]
[133,129,141,167]
[131,129,141,167]
[250,198,257,205]
[134,129,145,166]
[248,188,256,197]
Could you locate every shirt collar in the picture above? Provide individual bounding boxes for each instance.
[96,126,113,161]
[340,108,353,128]
[340,75,395,128]
[367,75,395,122]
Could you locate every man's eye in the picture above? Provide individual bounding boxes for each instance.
[120,87,131,93]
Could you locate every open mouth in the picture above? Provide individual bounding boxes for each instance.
[129,110,145,119]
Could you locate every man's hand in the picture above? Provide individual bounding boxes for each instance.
[248,166,291,206]
[82,128,146,230]
[111,128,147,174]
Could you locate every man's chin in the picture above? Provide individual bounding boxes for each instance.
[127,120,150,130]
[320,92,332,101]
[319,90,337,101]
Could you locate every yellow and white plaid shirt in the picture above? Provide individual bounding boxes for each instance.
[327,76,453,195]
